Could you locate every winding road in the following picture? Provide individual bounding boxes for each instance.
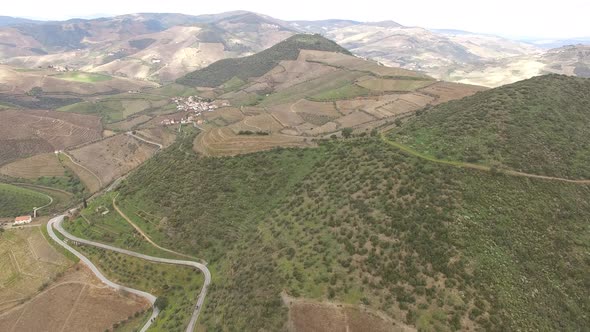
[47,215,211,332]
[127,132,164,149]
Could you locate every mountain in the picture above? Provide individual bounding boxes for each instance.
[0,11,587,86]
[0,16,41,27]
[178,34,351,87]
[392,74,590,179]
[0,12,295,82]
[65,74,590,331]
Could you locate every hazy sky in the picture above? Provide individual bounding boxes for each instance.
[5,0,589,39]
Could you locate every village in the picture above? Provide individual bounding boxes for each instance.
[160,96,229,126]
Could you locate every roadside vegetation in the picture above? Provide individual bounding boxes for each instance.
[74,245,204,332]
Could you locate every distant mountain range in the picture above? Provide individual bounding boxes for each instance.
[0,11,587,86]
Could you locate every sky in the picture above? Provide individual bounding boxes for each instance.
[4,0,590,39]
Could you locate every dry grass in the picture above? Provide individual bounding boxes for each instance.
[418,81,487,105]
[107,114,152,131]
[285,295,415,332]
[0,153,65,179]
[135,127,177,148]
[69,134,158,185]
[0,227,70,313]
[0,109,102,165]
[194,127,313,156]
[60,153,102,193]
[0,264,149,332]
[336,110,376,128]
[357,77,434,92]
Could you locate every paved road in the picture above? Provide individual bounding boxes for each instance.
[127,132,164,149]
[47,215,211,332]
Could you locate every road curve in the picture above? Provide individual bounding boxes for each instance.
[127,132,164,149]
[47,215,211,332]
[47,216,159,331]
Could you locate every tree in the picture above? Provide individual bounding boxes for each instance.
[155,296,169,310]
[341,128,353,138]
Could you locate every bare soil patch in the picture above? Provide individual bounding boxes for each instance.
[69,134,158,185]
[0,153,65,179]
[0,264,148,332]
[0,109,102,165]
[285,295,415,332]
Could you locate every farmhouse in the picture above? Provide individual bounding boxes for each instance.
[14,215,32,225]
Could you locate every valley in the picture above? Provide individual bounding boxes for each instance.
[0,8,588,332]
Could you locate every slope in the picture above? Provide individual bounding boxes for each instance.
[73,131,589,331]
[390,74,590,179]
[177,34,351,87]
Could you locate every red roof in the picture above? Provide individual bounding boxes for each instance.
[15,216,31,222]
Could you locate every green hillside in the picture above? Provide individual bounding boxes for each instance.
[391,74,590,179]
[68,132,590,331]
[0,183,51,217]
[177,34,351,87]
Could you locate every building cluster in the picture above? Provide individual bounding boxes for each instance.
[160,96,229,126]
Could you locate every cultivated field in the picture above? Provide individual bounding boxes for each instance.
[195,127,313,156]
[0,109,102,165]
[285,296,415,332]
[0,153,65,179]
[0,227,70,313]
[69,134,158,185]
[0,65,155,96]
[59,153,102,193]
[0,264,149,332]
[135,127,177,148]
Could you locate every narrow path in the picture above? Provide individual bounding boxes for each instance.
[126,131,163,149]
[47,215,211,332]
[112,195,199,261]
[60,151,103,188]
[380,133,590,184]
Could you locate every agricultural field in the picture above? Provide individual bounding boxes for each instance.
[135,127,177,148]
[52,72,113,83]
[0,227,70,313]
[0,183,51,217]
[59,153,102,194]
[0,109,102,165]
[285,295,414,332]
[0,65,155,102]
[0,153,65,179]
[195,127,313,156]
[176,35,483,156]
[69,134,158,186]
[59,93,172,124]
[0,263,149,332]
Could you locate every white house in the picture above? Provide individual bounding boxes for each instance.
[14,215,32,225]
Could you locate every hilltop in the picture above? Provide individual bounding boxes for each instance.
[177,34,351,87]
[391,74,590,179]
[174,34,483,156]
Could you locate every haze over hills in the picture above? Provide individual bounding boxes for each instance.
[0,11,588,85]
[0,7,589,332]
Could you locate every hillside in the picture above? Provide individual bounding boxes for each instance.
[178,34,351,87]
[65,130,590,331]
[391,74,590,179]
[0,183,50,217]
